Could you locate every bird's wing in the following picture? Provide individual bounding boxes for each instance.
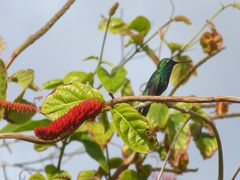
[148,76,162,95]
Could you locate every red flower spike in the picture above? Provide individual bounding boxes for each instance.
[34,99,103,140]
[0,100,38,113]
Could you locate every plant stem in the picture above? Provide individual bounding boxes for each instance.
[93,15,112,75]
[5,0,75,69]
[57,138,68,171]
[105,145,111,180]
[157,117,191,180]
[231,166,240,180]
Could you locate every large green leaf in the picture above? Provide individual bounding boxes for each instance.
[41,82,103,120]
[119,169,139,180]
[77,170,97,180]
[98,17,126,34]
[165,113,191,170]
[111,103,158,153]
[195,133,217,159]
[97,66,127,92]
[170,55,197,86]
[146,103,169,130]
[0,119,50,133]
[0,59,7,119]
[71,132,108,173]
[42,79,63,90]
[128,16,151,35]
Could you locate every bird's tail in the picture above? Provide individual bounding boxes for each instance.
[141,105,150,116]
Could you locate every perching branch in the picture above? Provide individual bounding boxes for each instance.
[5,0,75,69]
[106,95,240,106]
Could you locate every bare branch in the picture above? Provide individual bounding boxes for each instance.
[5,0,75,69]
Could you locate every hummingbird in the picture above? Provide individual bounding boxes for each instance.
[141,58,191,116]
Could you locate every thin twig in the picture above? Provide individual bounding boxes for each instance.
[105,145,111,180]
[157,118,191,179]
[231,166,240,180]
[211,113,240,120]
[152,167,198,174]
[57,138,68,171]
[167,103,224,180]
[5,0,75,69]
[169,47,225,96]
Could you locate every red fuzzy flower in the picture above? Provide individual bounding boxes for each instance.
[0,100,38,113]
[34,99,103,140]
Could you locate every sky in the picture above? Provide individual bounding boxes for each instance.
[0,0,240,179]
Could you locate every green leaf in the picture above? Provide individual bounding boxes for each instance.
[190,122,202,139]
[77,170,97,180]
[97,66,127,92]
[5,99,37,124]
[128,16,151,35]
[121,79,134,96]
[170,55,196,86]
[0,119,50,133]
[29,173,46,180]
[9,69,34,93]
[109,157,123,169]
[52,171,71,180]
[45,164,58,180]
[119,169,139,180]
[165,113,190,169]
[86,121,114,147]
[138,164,152,180]
[34,144,54,152]
[41,82,104,120]
[63,71,89,84]
[71,132,108,173]
[166,42,182,54]
[82,56,114,67]
[42,79,63,89]
[146,103,169,130]
[195,133,217,159]
[111,103,158,153]
[98,17,126,34]
[0,59,7,119]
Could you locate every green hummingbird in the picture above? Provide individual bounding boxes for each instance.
[141,58,191,116]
